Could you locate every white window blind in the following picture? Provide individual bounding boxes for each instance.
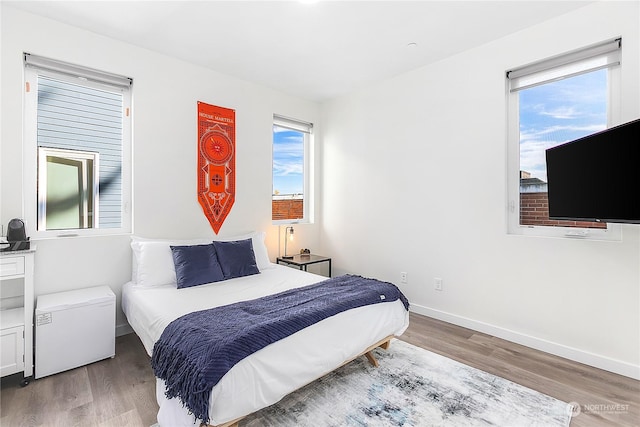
[24,53,132,89]
[507,38,621,92]
[274,115,313,134]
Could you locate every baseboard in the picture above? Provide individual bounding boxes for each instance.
[116,322,133,337]
[410,304,640,380]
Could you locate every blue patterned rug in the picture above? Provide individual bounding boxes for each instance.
[242,339,572,426]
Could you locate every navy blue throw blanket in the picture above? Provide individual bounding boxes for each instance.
[151,274,409,424]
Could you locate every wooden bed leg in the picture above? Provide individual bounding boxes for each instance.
[365,351,379,367]
[365,339,392,367]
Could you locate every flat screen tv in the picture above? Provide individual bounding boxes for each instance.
[545,118,640,224]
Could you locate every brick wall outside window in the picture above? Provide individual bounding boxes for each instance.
[272,199,303,221]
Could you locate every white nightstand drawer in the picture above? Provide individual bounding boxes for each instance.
[0,257,25,278]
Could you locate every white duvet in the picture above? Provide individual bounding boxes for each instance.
[122,264,409,426]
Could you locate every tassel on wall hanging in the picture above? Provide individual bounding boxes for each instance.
[197,102,235,234]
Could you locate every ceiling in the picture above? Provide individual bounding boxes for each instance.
[6,1,592,102]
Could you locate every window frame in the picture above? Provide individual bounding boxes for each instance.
[23,54,132,238]
[506,40,622,241]
[272,114,313,225]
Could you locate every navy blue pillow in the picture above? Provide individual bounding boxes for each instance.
[170,244,225,289]
[212,238,260,279]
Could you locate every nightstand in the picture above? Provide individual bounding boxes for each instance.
[1,247,36,386]
[276,254,332,277]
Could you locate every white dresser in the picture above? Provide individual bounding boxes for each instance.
[0,247,35,385]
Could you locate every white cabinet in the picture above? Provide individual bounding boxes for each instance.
[1,322,25,376]
[0,248,35,385]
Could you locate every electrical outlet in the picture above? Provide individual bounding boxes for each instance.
[434,277,443,291]
[400,272,408,283]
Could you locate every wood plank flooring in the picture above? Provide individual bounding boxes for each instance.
[0,333,158,427]
[401,313,639,427]
[1,312,638,426]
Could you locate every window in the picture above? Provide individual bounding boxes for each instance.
[272,115,312,223]
[506,39,621,239]
[38,147,98,230]
[23,54,132,237]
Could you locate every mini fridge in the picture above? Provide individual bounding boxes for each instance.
[35,285,115,379]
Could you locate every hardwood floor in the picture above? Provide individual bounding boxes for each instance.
[401,313,639,427]
[0,333,158,427]
[1,312,638,426]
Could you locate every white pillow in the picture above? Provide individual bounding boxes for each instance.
[131,236,211,286]
[213,231,272,271]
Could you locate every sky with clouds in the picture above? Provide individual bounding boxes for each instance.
[519,69,607,182]
[273,126,304,195]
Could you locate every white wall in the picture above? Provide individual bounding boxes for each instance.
[0,6,321,332]
[320,1,640,378]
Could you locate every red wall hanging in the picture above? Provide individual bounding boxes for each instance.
[197,102,235,234]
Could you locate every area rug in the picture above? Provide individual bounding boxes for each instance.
[242,339,572,426]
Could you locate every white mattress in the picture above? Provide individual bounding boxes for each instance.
[122,264,409,426]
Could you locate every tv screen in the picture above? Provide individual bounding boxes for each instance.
[545,118,640,224]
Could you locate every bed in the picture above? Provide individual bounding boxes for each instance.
[122,232,410,427]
